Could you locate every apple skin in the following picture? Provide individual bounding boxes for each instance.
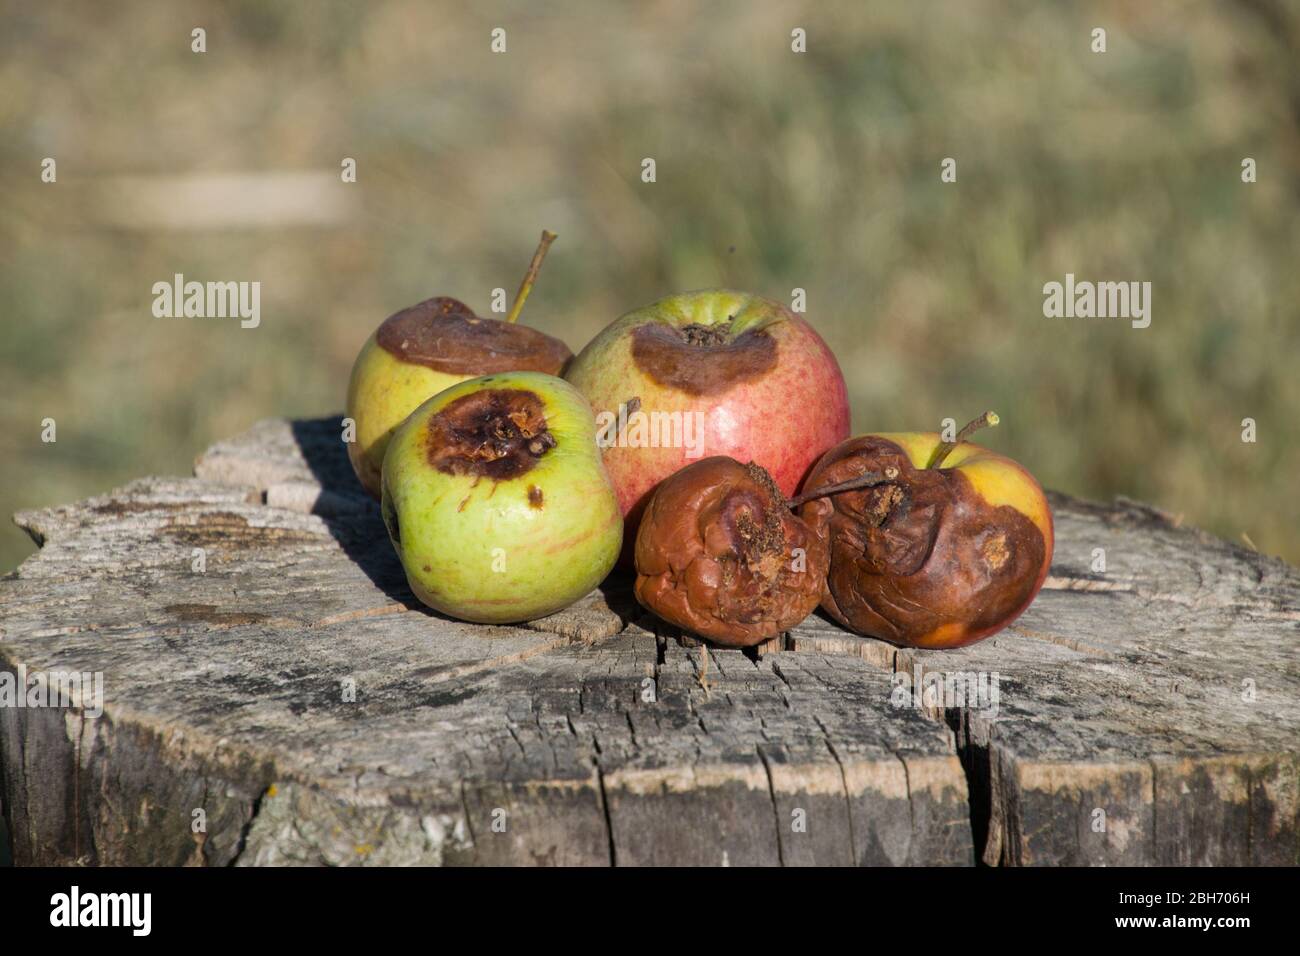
[564,290,850,553]
[798,432,1053,649]
[380,371,622,624]
[346,297,571,499]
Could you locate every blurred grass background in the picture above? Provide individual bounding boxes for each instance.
[1,0,1297,569]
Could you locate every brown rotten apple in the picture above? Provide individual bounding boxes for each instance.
[345,231,572,498]
[798,414,1054,649]
[634,456,831,647]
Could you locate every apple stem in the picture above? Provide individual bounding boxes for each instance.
[786,467,900,509]
[928,411,1000,470]
[505,230,557,324]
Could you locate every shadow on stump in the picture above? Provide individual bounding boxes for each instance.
[288,416,428,611]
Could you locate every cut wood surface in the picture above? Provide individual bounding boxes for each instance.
[1,416,1296,866]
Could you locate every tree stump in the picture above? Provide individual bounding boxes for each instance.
[1,417,1296,866]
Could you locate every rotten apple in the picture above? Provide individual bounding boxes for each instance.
[798,413,1054,649]
[380,371,622,624]
[564,290,850,554]
[345,231,572,498]
[634,456,830,647]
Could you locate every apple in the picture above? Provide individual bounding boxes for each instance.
[634,456,828,647]
[797,413,1054,649]
[345,231,571,498]
[380,371,622,624]
[564,290,850,554]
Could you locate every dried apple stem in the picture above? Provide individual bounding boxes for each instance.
[505,229,557,324]
[928,411,1000,469]
[786,467,900,509]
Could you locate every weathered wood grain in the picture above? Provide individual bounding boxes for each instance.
[1,416,1295,865]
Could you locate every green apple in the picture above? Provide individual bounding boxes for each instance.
[380,371,623,623]
[345,232,571,498]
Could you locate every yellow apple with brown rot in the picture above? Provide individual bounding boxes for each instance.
[345,231,572,498]
[797,413,1053,649]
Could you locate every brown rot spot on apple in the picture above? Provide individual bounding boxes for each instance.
[681,322,731,348]
[630,320,778,395]
[376,297,572,375]
[426,389,558,482]
[527,485,544,509]
[982,532,1009,571]
[634,456,828,647]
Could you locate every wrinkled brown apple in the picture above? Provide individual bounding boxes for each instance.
[634,456,829,647]
[798,413,1054,649]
